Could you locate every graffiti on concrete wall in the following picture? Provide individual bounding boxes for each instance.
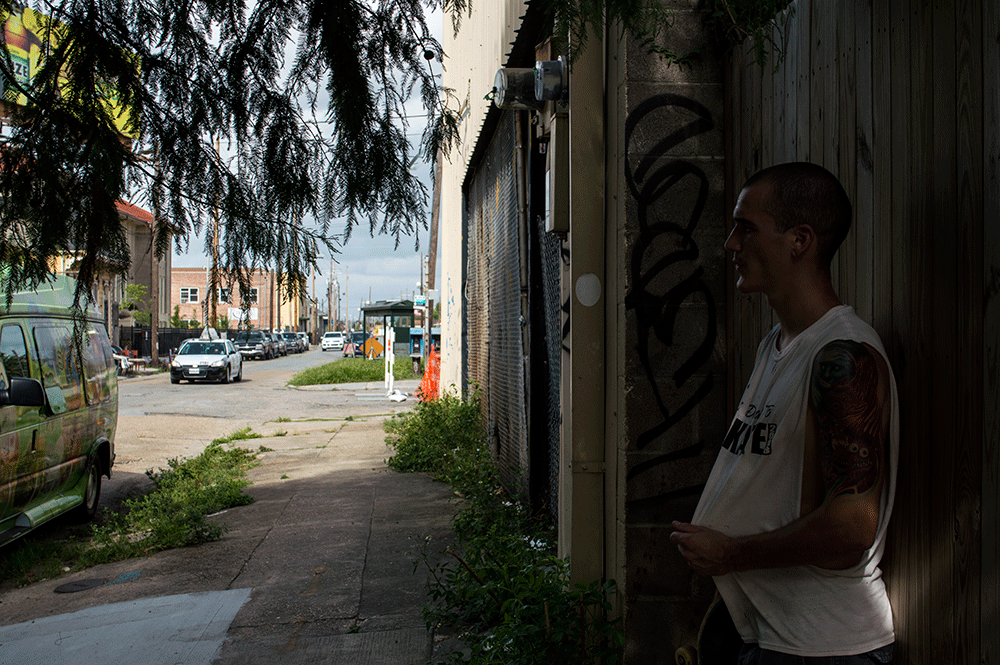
[623,93,718,485]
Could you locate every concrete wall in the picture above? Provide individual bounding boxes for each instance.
[610,3,730,659]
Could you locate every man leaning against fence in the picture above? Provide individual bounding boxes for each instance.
[671,163,900,665]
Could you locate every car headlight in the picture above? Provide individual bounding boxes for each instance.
[211,359,225,367]
[171,359,181,367]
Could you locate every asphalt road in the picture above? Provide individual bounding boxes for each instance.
[0,347,454,664]
[106,346,405,510]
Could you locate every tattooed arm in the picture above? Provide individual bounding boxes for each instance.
[670,340,890,575]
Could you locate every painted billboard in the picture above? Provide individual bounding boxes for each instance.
[1,5,138,138]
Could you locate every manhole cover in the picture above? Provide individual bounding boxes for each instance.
[54,578,105,593]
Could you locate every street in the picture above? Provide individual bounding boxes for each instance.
[106,346,402,511]
[0,347,455,664]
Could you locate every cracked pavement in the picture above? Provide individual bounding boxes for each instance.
[0,360,455,664]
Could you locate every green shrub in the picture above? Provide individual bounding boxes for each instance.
[384,392,490,491]
[82,440,257,564]
[384,393,623,664]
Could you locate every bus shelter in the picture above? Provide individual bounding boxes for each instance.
[359,300,414,357]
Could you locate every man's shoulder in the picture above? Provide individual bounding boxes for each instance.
[815,306,886,355]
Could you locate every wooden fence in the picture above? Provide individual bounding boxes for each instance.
[724,0,997,662]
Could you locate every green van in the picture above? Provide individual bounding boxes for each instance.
[0,274,118,546]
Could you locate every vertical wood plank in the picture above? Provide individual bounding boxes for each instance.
[953,0,983,662]
[809,0,826,169]
[771,11,786,165]
[871,0,892,339]
[981,1,999,665]
[821,0,840,287]
[750,52,765,356]
[836,0,856,307]
[795,0,811,163]
[783,3,798,162]
[929,0,959,659]
[911,0,936,660]
[852,0,873,322]
[886,0,915,660]
[761,31,774,170]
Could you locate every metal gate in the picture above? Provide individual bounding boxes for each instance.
[464,111,528,489]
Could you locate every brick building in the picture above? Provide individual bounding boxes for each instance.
[170,267,306,331]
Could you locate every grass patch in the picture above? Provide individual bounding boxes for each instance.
[384,394,624,664]
[1,432,260,588]
[288,357,416,386]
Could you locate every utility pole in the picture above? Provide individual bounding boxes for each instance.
[149,145,161,366]
[209,136,220,329]
[426,156,442,357]
[327,256,333,333]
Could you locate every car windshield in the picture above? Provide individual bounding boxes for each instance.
[351,333,366,343]
[283,333,296,339]
[179,342,226,355]
[235,332,262,342]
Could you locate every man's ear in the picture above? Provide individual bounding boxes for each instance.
[790,224,816,259]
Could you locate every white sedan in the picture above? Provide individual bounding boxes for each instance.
[170,339,244,384]
[321,331,345,351]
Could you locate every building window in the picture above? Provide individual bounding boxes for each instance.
[180,287,199,303]
[245,288,258,305]
[219,288,231,303]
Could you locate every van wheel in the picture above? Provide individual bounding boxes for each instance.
[72,457,102,523]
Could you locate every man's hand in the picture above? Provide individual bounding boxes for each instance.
[669,521,739,576]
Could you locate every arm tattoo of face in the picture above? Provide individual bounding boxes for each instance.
[810,340,885,499]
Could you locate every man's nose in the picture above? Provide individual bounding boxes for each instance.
[724,227,740,252]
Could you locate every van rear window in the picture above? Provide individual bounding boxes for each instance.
[0,324,31,389]
[82,324,114,405]
[33,325,85,412]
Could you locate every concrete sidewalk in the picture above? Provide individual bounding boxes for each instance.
[0,414,456,664]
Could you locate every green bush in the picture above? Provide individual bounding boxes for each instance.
[289,357,416,386]
[384,394,623,664]
[83,440,257,564]
[384,393,490,490]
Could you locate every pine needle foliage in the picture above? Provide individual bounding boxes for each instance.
[0,0,465,307]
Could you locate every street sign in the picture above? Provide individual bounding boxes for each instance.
[414,295,426,306]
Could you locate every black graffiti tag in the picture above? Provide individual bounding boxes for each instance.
[623,93,718,480]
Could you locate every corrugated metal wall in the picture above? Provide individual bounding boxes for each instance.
[726,1,996,662]
[464,111,529,487]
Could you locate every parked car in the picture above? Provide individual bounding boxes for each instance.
[343,331,371,357]
[268,331,288,356]
[282,332,304,353]
[297,332,310,350]
[170,338,243,384]
[322,331,345,352]
[233,330,274,360]
[1,274,117,546]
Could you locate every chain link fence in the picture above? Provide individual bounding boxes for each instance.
[465,111,528,491]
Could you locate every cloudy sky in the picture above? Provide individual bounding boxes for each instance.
[169,7,444,321]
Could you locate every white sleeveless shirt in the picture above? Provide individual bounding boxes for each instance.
[692,306,898,656]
